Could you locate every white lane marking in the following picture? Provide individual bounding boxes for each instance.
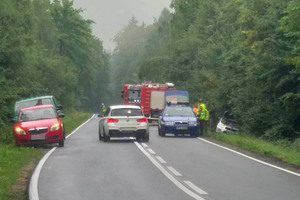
[156,156,167,164]
[29,147,56,200]
[134,142,205,200]
[198,138,300,177]
[66,114,95,139]
[29,115,94,200]
[148,148,156,154]
[167,166,182,176]
[142,143,149,148]
[184,181,208,195]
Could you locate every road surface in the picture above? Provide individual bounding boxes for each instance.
[34,115,300,200]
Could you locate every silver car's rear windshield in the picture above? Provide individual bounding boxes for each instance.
[111,108,143,116]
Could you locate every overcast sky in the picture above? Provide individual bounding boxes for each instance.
[72,0,172,52]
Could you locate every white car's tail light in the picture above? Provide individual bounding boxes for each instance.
[137,118,147,123]
[107,118,119,123]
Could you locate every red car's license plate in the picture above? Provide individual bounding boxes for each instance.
[31,134,46,140]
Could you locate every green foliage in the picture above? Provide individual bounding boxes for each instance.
[0,0,110,134]
[110,0,300,141]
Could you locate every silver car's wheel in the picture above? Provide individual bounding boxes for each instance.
[143,135,149,142]
[103,128,110,142]
[99,128,103,141]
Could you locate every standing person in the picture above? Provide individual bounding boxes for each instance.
[209,102,216,132]
[197,99,209,135]
[101,103,106,115]
[193,103,198,114]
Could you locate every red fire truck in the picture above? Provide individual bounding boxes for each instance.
[122,81,175,120]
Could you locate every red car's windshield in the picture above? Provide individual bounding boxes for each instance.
[19,107,56,122]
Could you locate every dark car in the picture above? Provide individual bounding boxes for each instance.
[158,104,200,137]
[12,95,63,121]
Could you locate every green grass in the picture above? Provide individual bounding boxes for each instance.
[0,111,91,200]
[208,133,300,166]
[63,111,92,135]
[0,144,43,200]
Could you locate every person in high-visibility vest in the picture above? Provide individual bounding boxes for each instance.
[197,98,209,135]
[101,103,106,115]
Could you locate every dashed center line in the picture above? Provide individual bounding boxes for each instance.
[147,148,156,154]
[134,142,206,200]
[184,181,208,195]
[141,143,149,148]
[167,166,182,176]
[156,156,167,164]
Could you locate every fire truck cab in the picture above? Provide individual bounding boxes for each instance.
[122,81,175,120]
[121,84,142,105]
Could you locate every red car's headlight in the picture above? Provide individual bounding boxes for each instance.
[51,123,60,131]
[15,126,26,135]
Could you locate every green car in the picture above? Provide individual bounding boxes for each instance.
[12,96,63,121]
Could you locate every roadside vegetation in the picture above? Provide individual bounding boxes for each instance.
[0,111,91,200]
[208,132,300,167]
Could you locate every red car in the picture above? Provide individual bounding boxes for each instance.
[13,105,65,147]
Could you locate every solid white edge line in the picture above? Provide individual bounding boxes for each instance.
[156,156,167,164]
[134,142,205,200]
[198,138,300,177]
[167,166,182,176]
[29,147,56,200]
[184,180,208,195]
[29,114,95,200]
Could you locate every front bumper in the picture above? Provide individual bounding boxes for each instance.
[161,124,199,135]
[14,131,63,145]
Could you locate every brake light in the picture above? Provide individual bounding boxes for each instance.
[107,118,119,123]
[137,118,147,123]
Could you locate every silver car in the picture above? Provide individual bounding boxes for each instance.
[98,105,149,142]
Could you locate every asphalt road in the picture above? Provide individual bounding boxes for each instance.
[36,115,300,200]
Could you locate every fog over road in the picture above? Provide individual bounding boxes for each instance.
[73,0,172,51]
[37,115,300,200]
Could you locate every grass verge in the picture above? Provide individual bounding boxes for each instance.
[208,133,300,166]
[0,111,91,200]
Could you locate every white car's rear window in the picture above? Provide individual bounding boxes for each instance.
[111,108,143,116]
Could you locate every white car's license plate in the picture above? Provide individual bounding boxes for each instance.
[176,126,188,130]
[31,134,46,140]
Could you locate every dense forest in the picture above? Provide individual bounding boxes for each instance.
[0,0,110,142]
[0,0,299,145]
[109,0,300,143]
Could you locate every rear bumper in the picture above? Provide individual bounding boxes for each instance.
[107,123,149,137]
[109,129,148,137]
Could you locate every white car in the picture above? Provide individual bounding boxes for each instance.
[98,105,149,142]
[216,111,238,134]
